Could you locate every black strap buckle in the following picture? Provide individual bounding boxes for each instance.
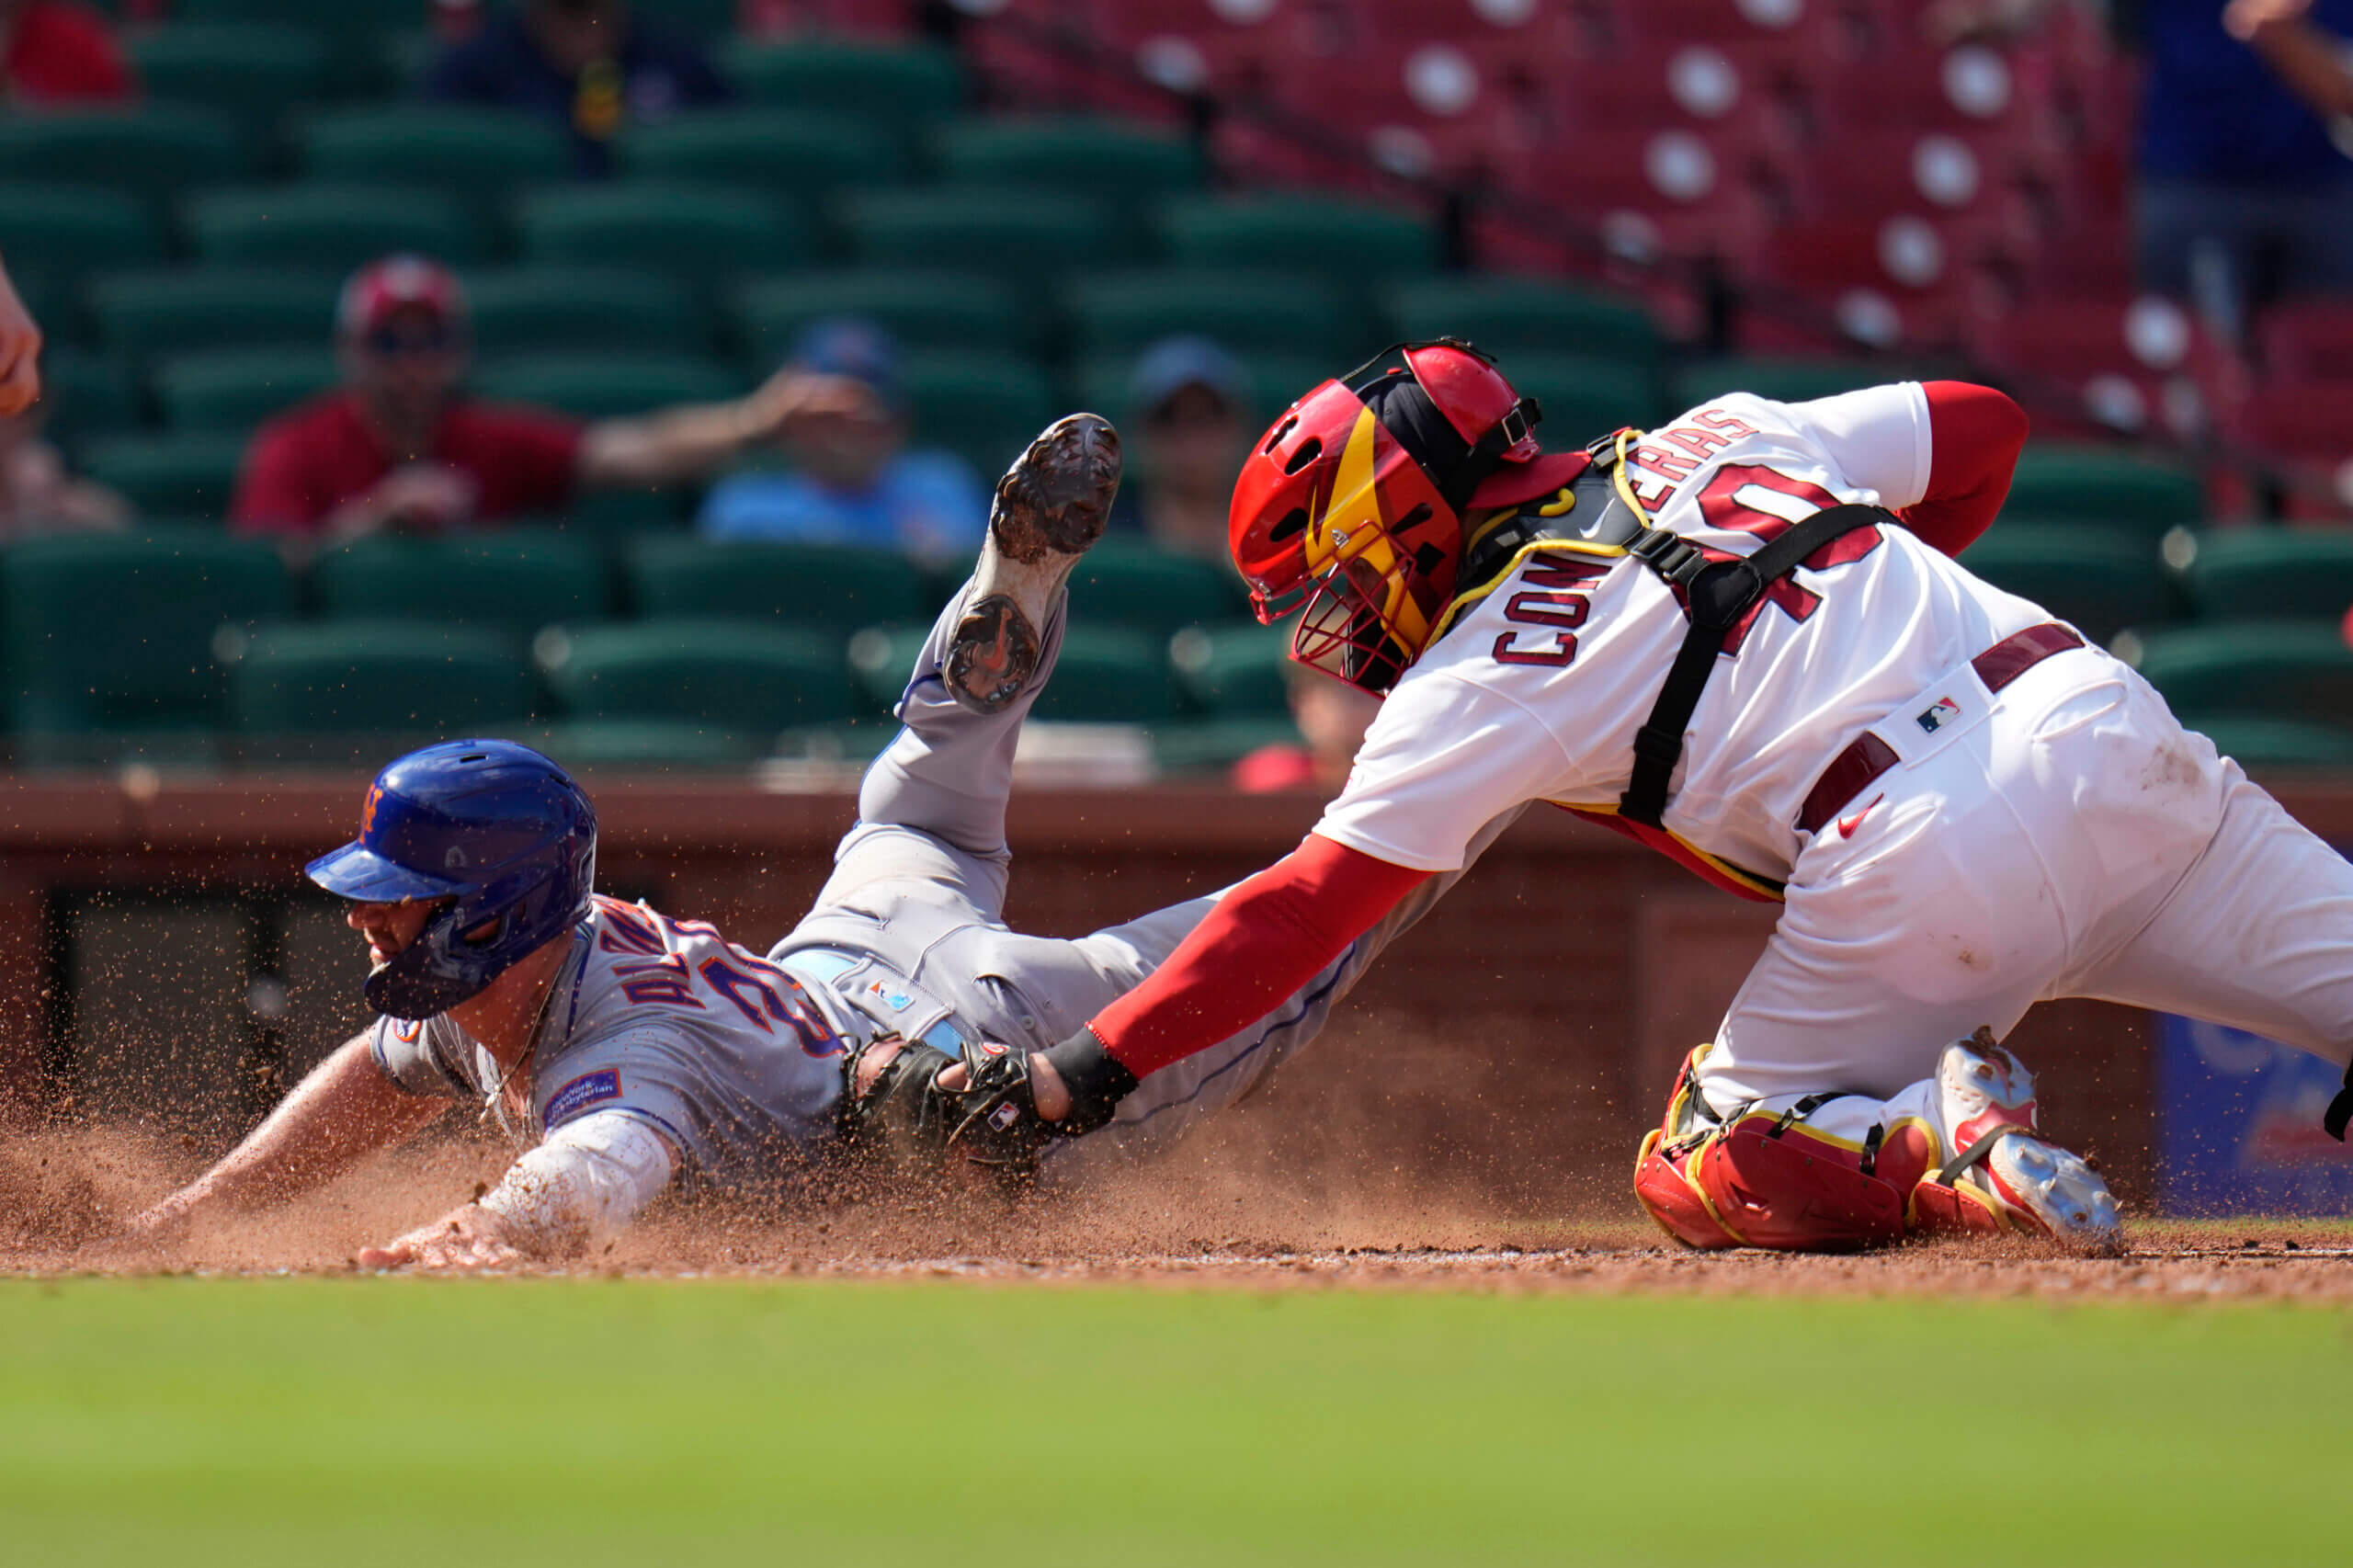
[1497,396,1540,448]
[1628,528,1708,585]
[2325,1062,2353,1142]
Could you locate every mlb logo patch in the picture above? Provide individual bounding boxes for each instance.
[542,1068,621,1131]
[1916,696,1962,733]
[864,980,914,1012]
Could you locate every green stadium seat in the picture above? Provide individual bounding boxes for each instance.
[464,267,708,358]
[731,271,1032,365]
[0,108,249,202]
[1,528,290,733]
[1064,269,1354,365]
[900,350,1055,479]
[1168,620,1292,717]
[719,38,964,144]
[514,183,811,290]
[88,269,341,367]
[80,433,246,517]
[1666,357,1899,411]
[0,185,163,278]
[2177,528,2353,623]
[530,720,765,768]
[125,25,330,145]
[837,188,1125,290]
[935,117,1202,234]
[1152,716,1304,774]
[2003,445,2206,538]
[2182,715,2353,769]
[185,184,489,271]
[1073,349,1328,427]
[151,347,339,434]
[563,485,693,543]
[297,107,572,213]
[2132,623,2353,730]
[629,539,928,632]
[619,109,907,203]
[170,0,413,96]
[1502,354,1671,442]
[1031,628,1178,723]
[226,621,540,747]
[176,0,416,28]
[1958,526,2174,646]
[310,531,608,642]
[540,619,855,734]
[1382,276,1665,370]
[646,0,737,36]
[472,353,741,419]
[1160,194,1439,294]
[1066,541,1247,643]
[40,348,142,455]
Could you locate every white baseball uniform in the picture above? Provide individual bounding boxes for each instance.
[1313,384,2353,1118]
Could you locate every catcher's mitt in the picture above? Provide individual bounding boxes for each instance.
[838,1037,1057,1185]
[840,1030,1142,1186]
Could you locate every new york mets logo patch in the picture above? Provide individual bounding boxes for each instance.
[542,1068,621,1131]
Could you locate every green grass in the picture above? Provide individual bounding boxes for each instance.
[1,1278,2347,1566]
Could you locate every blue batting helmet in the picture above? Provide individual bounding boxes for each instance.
[307,740,596,1017]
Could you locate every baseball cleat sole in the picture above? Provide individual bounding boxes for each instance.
[1984,1134,2123,1255]
[945,412,1121,715]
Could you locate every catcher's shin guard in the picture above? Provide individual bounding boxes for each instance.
[1633,1048,1937,1252]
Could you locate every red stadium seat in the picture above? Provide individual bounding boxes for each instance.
[2257,301,2353,383]
[1969,292,2246,441]
[1744,215,2003,348]
[2224,382,2353,518]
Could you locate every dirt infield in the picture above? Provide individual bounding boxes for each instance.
[5,1118,2349,1300]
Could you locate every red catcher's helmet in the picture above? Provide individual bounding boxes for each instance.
[1230,341,1589,694]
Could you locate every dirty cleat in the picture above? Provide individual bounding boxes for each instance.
[944,412,1122,715]
[1922,1028,2123,1254]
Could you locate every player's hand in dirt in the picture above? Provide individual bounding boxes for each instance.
[0,258,43,417]
[358,1203,528,1272]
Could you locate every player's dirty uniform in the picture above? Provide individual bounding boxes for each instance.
[367,497,1500,1244]
[1030,353,2353,1252]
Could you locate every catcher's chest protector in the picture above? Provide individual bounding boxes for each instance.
[1435,443,1893,903]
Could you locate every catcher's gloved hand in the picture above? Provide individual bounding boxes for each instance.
[841,1028,1140,1186]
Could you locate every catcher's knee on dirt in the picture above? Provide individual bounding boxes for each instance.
[1632,1047,1939,1253]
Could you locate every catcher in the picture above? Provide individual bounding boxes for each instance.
[929,342,2353,1253]
[127,415,1508,1268]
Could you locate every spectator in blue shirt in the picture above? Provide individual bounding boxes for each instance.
[425,0,731,178]
[697,318,989,563]
[2131,0,2353,338]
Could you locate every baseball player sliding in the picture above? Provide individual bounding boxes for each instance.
[931,341,2353,1253]
[124,415,1505,1268]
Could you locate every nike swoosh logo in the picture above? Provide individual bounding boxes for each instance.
[1837,794,1885,839]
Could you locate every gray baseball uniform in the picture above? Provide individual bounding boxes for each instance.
[374,578,1515,1199]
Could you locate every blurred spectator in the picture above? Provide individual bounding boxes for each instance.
[2129,0,2353,340]
[1113,335,1253,562]
[0,403,126,538]
[696,317,990,562]
[1,0,132,105]
[0,248,42,416]
[425,0,729,178]
[1233,662,1380,797]
[233,256,868,558]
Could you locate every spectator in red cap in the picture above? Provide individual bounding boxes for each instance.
[1,0,133,105]
[232,256,869,559]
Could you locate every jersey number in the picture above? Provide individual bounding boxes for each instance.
[1693,464,1883,653]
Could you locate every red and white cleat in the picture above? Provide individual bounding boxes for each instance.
[1923,1028,2122,1254]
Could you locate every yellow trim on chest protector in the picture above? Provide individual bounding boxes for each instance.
[1432,428,1655,644]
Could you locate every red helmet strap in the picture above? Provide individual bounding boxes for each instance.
[1357,369,1544,519]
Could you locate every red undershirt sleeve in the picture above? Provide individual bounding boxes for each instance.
[1086,833,1433,1079]
[1900,381,2029,559]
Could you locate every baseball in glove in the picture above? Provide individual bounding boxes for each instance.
[839,1030,1140,1186]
